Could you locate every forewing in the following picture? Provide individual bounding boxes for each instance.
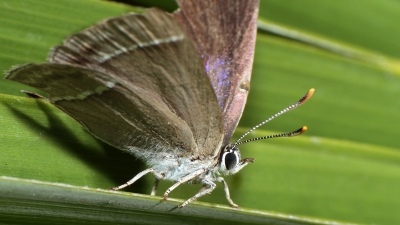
[174,0,259,145]
[6,9,224,159]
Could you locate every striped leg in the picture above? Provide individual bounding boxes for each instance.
[216,177,238,208]
[110,168,164,191]
[178,179,216,208]
[163,168,205,200]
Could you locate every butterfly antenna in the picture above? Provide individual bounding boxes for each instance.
[232,88,314,148]
[234,126,307,147]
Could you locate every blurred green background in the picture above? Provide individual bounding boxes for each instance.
[1,0,400,224]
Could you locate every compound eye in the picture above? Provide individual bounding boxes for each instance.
[224,151,239,170]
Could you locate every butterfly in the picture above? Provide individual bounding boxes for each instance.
[5,0,313,208]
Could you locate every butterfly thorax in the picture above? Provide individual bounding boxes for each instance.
[127,145,219,183]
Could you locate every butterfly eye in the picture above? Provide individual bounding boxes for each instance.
[223,150,240,170]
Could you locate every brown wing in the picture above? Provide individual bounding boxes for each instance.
[6,9,224,160]
[174,0,259,146]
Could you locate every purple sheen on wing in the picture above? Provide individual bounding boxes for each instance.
[205,54,233,111]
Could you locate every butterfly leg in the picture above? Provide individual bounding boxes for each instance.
[216,177,239,208]
[150,171,165,195]
[194,184,208,194]
[110,168,164,191]
[163,168,206,201]
[178,179,216,208]
[150,179,160,196]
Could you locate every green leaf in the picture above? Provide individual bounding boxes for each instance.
[1,0,400,224]
[1,176,357,225]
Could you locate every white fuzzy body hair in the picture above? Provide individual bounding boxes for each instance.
[127,146,219,183]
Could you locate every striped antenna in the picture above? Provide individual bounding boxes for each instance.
[232,88,314,148]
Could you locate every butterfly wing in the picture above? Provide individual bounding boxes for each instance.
[6,9,224,160]
[174,0,259,146]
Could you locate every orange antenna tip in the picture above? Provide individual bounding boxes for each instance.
[301,126,308,132]
[299,88,315,104]
[294,126,308,135]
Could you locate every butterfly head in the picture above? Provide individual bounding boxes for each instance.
[218,144,255,175]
